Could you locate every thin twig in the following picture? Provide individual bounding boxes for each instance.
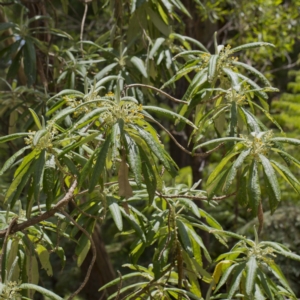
[0,180,78,238]
[71,199,104,223]
[62,210,96,300]
[124,84,188,104]
[0,217,18,282]
[115,271,123,300]
[266,61,298,74]
[80,1,89,54]
[148,116,224,157]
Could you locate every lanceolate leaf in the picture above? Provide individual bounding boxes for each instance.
[19,284,63,300]
[268,262,295,295]
[208,54,218,83]
[259,154,281,203]
[195,137,243,151]
[124,133,142,187]
[245,255,258,296]
[223,149,251,192]
[107,196,123,231]
[0,133,33,144]
[118,153,133,199]
[271,137,300,145]
[232,61,271,87]
[176,219,193,257]
[89,133,111,192]
[230,42,274,53]
[136,127,177,176]
[257,268,274,300]
[130,56,148,78]
[248,160,261,215]
[227,262,246,299]
[29,108,42,130]
[34,149,46,201]
[0,146,31,176]
[271,160,300,194]
[207,151,240,185]
[23,38,36,86]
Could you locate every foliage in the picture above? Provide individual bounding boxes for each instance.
[0,0,300,299]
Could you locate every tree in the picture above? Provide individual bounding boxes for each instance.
[0,1,300,299]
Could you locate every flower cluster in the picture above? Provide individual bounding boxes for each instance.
[241,131,274,157]
[101,102,144,126]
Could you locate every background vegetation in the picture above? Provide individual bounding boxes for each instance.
[0,0,300,299]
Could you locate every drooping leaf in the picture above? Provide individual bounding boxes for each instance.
[248,160,261,215]
[89,133,111,192]
[245,255,258,297]
[259,154,281,203]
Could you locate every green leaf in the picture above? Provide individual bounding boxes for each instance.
[230,42,274,53]
[136,127,177,176]
[107,196,123,231]
[139,147,157,203]
[98,272,142,291]
[199,209,222,230]
[149,37,165,59]
[170,33,209,52]
[35,244,53,276]
[95,62,118,80]
[257,268,274,300]
[120,207,146,242]
[232,61,271,87]
[5,150,38,203]
[177,198,200,218]
[0,22,16,31]
[29,108,42,130]
[208,54,218,83]
[259,154,281,203]
[182,67,208,102]
[77,240,90,267]
[130,56,148,78]
[269,261,295,295]
[224,149,251,192]
[271,137,300,145]
[248,160,261,215]
[0,132,32,144]
[89,134,111,192]
[227,262,246,299]
[207,151,240,185]
[271,160,300,194]
[0,146,31,176]
[58,132,101,158]
[23,39,36,86]
[222,67,240,91]
[32,129,48,146]
[245,255,258,296]
[43,166,55,210]
[214,263,237,293]
[195,137,243,151]
[19,284,63,300]
[47,89,84,103]
[124,133,142,188]
[34,150,45,201]
[176,219,193,257]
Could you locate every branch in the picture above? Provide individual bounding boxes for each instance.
[124,84,188,104]
[0,179,78,238]
[61,210,96,300]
